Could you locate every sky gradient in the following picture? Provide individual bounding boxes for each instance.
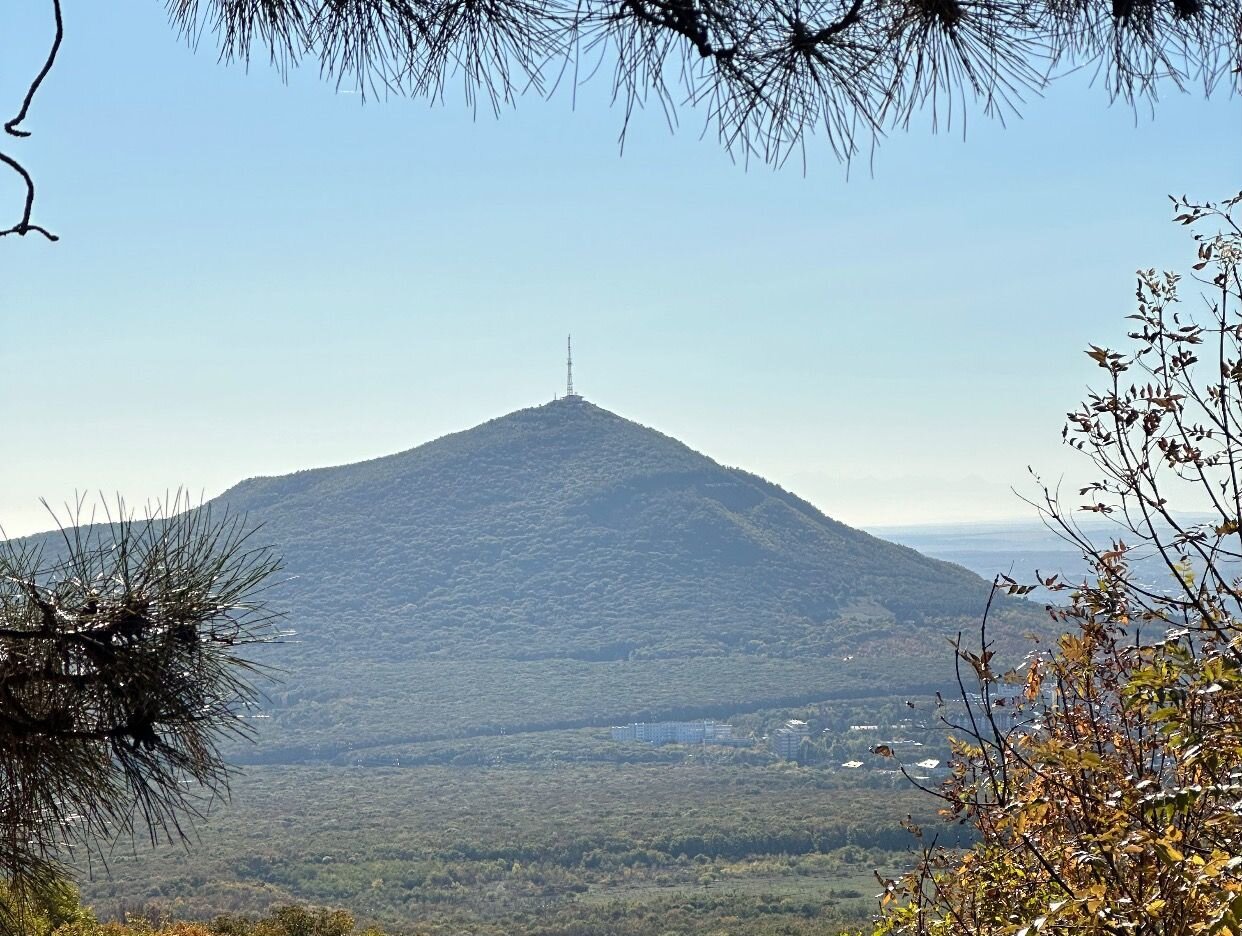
[2,1,1239,536]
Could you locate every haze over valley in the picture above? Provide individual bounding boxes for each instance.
[21,390,1046,932]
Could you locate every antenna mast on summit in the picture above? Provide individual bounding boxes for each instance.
[564,335,582,401]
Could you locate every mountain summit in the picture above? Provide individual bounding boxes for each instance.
[215,400,1025,761]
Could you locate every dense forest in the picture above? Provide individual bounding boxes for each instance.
[193,399,1042,762]
[75,758,953,934]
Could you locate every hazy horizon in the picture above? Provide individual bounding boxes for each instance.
[3,3,1239,537]
[0,389,1073,538]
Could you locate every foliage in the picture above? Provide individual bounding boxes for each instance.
[165,0,1241,166]
[211,905,359,936]
[876,192,1242,934]
[74,761,948,932]
[36,894,889,936]
[0,496,282,922]
[0,880,91,936]
[5,0,1239,239]
[43,902,369,936]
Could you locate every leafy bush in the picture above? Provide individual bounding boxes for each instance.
[877,192,1242,934]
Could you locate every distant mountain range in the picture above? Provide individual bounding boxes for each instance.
[875,521,1093,588]
[878,515,1225,600]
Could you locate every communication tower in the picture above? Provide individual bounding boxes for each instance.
[565,335,582,401]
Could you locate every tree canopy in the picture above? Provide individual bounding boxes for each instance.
[169,0,1238,157]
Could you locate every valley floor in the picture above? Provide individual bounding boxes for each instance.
[78,760,943,935]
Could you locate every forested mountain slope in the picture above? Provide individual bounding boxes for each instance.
[199,399,1038,760]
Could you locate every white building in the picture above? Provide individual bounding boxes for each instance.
[770,719,810,760]
[610,720,736,745]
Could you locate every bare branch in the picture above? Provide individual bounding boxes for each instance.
[5,0,64,138]
[0,152,58,241]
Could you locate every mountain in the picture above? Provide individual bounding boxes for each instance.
[207,398,1037,763]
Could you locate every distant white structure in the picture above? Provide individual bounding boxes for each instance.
[611,720,735,745]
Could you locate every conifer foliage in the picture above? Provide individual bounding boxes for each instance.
[877,192,1242,935]
[4,0,1242,240]
[166,0,1241,162]
[0,497,282,930]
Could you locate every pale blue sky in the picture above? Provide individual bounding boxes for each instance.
[1,1,1238,536]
